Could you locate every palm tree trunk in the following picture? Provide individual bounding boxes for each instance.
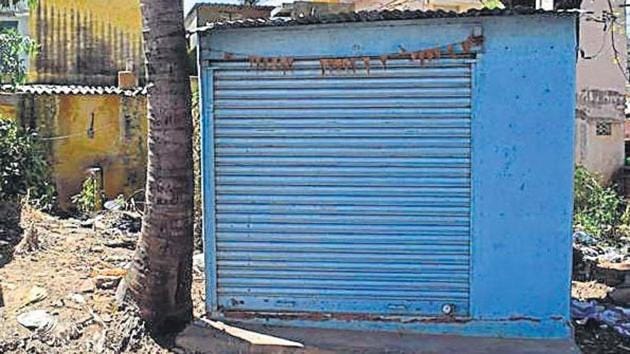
[125,0,194,332]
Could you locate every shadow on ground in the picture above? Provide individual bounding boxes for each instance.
[0,200,23,268]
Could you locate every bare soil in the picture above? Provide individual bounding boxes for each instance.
[572,281,613,301]
[0,206,205,353]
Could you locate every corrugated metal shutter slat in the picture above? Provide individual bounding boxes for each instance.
[211,59,472,317]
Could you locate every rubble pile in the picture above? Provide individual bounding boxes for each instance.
[572,299,630,337]
[573,231,630,307]
[574,231,630,264]
[98,211,142,234]
[572,231,630,352]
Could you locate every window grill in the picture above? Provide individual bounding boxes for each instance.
[596,122,612,136]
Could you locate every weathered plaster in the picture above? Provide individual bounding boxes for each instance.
[575,0,627,181]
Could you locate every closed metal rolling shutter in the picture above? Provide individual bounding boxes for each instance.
[210,58,473,317]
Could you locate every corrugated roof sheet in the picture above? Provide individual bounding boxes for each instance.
[194,7,580,32]
[188,2,275,12]
[186,2,276,21]
[0,85,148,96]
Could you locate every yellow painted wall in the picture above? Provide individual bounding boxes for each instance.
[50,94,147,210]
[0,94,19,120]
[33,0,142,33]
[27,0,144,85]
[11,94,148,210]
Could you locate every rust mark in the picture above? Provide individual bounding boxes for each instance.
[220,309,547,326]
[280,57,294,74]
[344,58,356,73]
[319,59,327,75]
[222,311,472,324]
[506,316,542,323]
[250,34,486,76]
[447,44,455,58]
[379,55,388,69]
[461,38,473,54]
[362,57,370,75]
[249,56,294,72]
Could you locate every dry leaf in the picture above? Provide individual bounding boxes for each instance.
[92,268,127,278]
[418,51,426,66]
[24,286,48,306]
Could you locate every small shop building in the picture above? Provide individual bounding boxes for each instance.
[196,8,578,339]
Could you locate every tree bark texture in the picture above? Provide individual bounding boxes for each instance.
[126,0,194,333]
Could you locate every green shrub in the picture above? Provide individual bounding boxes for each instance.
[0,28,38,86]
[573,165,628,240]
[0,118,55,209]
[71,173,104,215]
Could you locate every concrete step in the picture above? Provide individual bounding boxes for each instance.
[174,319,581,354]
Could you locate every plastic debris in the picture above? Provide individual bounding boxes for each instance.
[574,231,597,246]
[104,200,122,211]
[572,299,630,337]
[573,232,630,263]
[193,254,205,274]
[68,293,86,305]
[16,310,57,332]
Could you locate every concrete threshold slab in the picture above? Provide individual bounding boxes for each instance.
[202,319,304,348]
[175,318,581,354]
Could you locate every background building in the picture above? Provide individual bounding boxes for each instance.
[185,3,274,52]
[575,0,627,182]
[0,0,148,211]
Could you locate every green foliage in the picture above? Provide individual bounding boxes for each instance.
[0,117,55,208]
[71,174,104,215]
[480,0,504,9]
[112,194,128,210]
[0,28,37,86]
[573,165,628,240]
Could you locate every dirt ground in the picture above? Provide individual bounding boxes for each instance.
[0,206,629,353]
[0,206,205,353]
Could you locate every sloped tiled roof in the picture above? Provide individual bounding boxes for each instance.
[0,85,148,96]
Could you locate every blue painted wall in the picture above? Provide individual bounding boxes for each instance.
[199,14,578,338]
